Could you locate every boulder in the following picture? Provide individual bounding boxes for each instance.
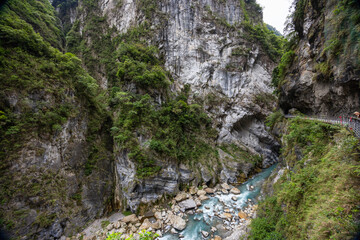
[189,186,197,195]
[238,211,248,220]
[221,183,231,190]
[197,189,206,196]
[168,214,186,231]
[231,196,237,201]
[154,211,162,220]
[214,235,222,240]
[178,199,197,210]
[201,230,209,237]
[220,213,232,219]
[114,221,121,229]
[199,195,209,201]
[175,192,188,202]
[152,220,162,230]
[195,198,202,206]
[230,188,240,194]
[221,189,229,194]
[122,214,138,224]
[106,223,113,231]
[204,188,215,194]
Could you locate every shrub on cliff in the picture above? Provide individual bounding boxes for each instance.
[249,119,360,239]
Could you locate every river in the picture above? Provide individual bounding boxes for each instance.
[160,164,277,240]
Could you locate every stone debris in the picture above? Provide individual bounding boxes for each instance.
[73,185,260,240]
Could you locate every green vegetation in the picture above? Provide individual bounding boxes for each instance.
[0,0,112,236]
[116,43,171,91]
[101,220,111,229]
[242,21,285,62]
[265,110,283,130]
[249,118,360,239]
[220,143,262,165]
[111,81,216,177]
[325,0,360,70]
[106,230,159,240]
[271,50,295,89]
[266,24,282,36]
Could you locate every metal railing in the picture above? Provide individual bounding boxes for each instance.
[284,115,360,138]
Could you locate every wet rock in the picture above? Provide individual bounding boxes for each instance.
[221,189,229,194]
[211,226,217,232]
[220,213,232,219]
[205,205,210,210]
[178,199,197,210]
[230,188,240,194]
[249,185,255,191]
[170,228,178,234]
[231,196,237,201]
[201,230,209,237]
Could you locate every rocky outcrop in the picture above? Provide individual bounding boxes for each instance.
[279,0,360,116]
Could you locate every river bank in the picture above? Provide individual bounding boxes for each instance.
[63,165,277,240]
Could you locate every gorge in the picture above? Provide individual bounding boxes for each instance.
[0,0,359,239]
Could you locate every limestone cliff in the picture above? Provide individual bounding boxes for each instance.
[0,0,283,238]
[70,0,282,212]
[278,0,360,115]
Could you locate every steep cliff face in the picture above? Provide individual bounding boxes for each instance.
[95,0,280,162]
[278,0,360,115]
[0,0,283,238]
[74,0,282,211]
[0,1,113,238]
